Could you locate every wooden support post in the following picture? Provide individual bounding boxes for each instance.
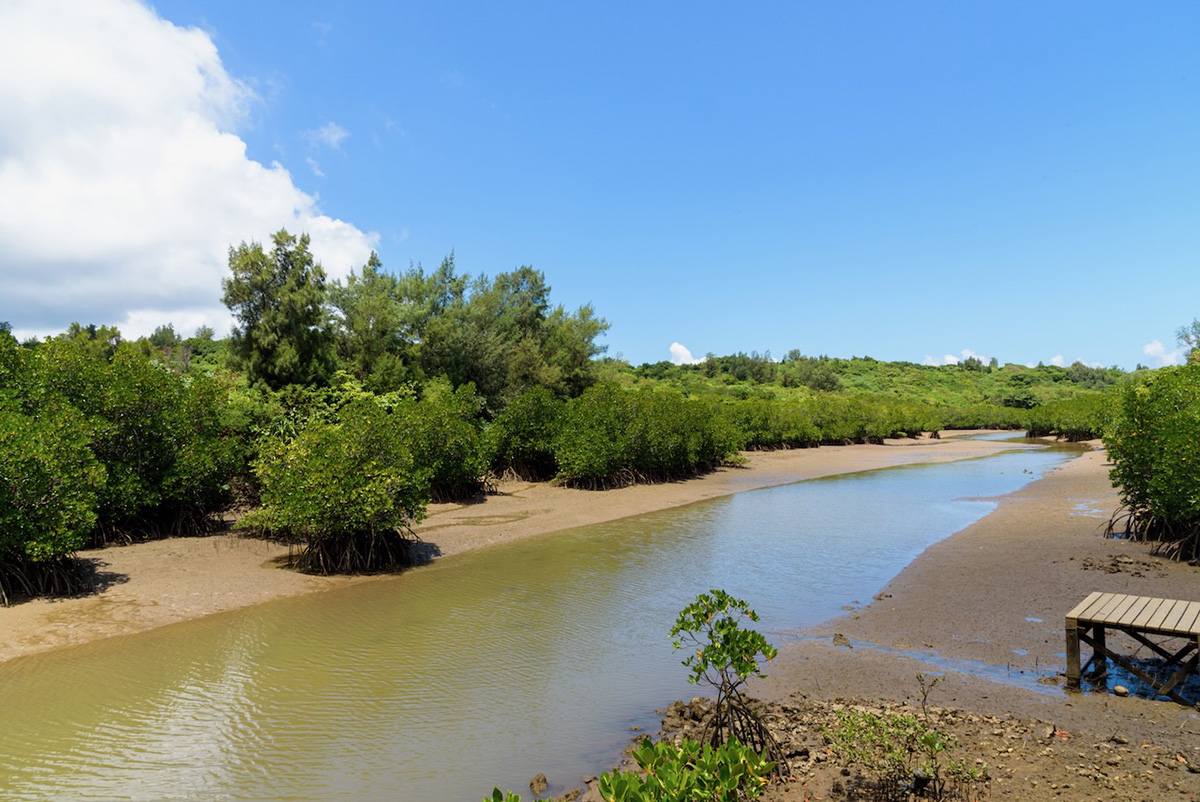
[1091,625,1108,686]
[1066,616,1082,689]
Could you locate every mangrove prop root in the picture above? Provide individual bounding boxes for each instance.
[1106,505,1200,562]
[700,686,791,780]
[292,527,424,575]
[0,555,91,606]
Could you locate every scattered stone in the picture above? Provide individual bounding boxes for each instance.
[530,773,548,796]
[1113,685,1130,697]
[832,633,852,648]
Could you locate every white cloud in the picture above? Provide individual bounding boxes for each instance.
[1049,355,1065,367]
[0,0,376,339]
[306,157,325,177]
[1143,339,1182,367]
[304,121,349,150]
[960,348,988,364]
[922,348,993,367]
[669,342,705,365]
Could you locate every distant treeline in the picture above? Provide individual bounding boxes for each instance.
[2,230,1178,598]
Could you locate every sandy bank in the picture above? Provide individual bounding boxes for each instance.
[0,434,1021,664]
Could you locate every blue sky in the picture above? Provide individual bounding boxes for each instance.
[2,1,1197,368]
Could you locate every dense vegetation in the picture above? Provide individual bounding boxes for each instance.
[0,330,243,599]
[4,226,1178,597]
[1103,365,1200,561]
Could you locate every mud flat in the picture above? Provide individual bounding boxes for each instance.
[749,447,1200,801]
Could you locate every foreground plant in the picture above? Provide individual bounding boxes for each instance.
[822,675,988,800]
[485,738,773,802]
[600,736,773,801]
[669,589,789,778]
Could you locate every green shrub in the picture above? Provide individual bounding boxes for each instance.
[552,385,741,488]
[407,378,490,500]
[0,402,106,601]
[1104,366,1200,560]
[1025,393,1111,441]
[487,385,563,479]
[17,339,243,540]
[719,397,819,449]
[239,397,431,573]
[938,404,1024,431]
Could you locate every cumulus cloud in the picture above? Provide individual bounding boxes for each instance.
[1049,355,1064,367]
[1143,339,1183,367]
[669,342,705,365]
[0,0,377,340]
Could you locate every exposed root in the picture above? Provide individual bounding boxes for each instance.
[700,687,791,780]
[87,509,229,548]
[1106,506,1200,562]
[0,555,91,606]
[290,527,430,575]
[554,460,730,491]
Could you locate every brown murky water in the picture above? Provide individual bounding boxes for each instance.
[0,442,1079,801]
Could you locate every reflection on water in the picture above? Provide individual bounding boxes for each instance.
[0,445,1079,801]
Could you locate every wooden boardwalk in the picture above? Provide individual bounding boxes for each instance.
[1065,591,1200,706]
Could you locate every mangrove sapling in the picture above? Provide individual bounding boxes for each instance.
[669,589,790,779]
[822,674,989,801]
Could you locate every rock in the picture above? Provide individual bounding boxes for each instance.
[1113,685,1130,697]
[530,773,548,796]
[832,633,852,648]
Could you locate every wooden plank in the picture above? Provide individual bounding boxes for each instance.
[1067,591,1106,621]
[1078,591,1118,621]
[1092,593,1129,623]
[1161,601,1194,633]
[1131,598,1167,629]
[1106,595,1142,626]
[1113,595,1154,627]
[1147,599,1182,631]
[1166,605,1200,633]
